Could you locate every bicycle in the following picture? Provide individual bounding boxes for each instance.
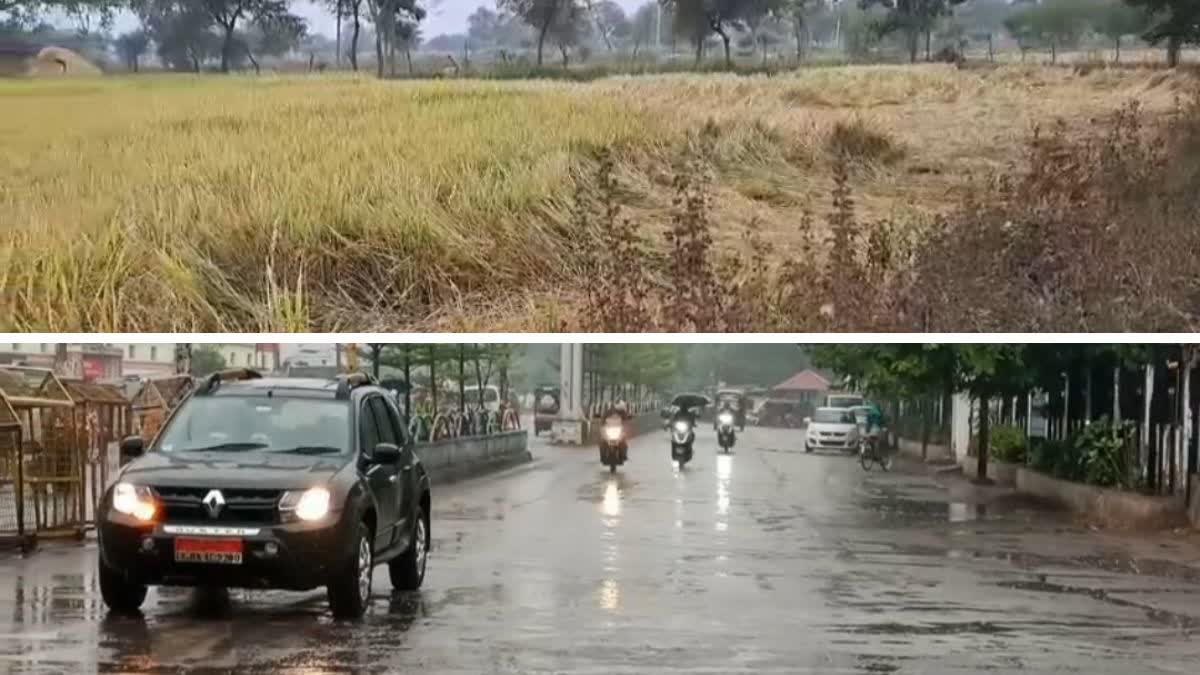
[858,433,893,472]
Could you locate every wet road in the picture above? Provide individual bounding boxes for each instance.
[3,425,1200,674]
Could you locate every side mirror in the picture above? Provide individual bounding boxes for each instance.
[120,436,145,458]
[373,442,402,464]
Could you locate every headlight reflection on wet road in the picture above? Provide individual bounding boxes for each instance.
[600,479,622,611]
[716,454,732,532]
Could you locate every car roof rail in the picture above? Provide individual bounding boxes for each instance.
[196,368,263,395]
[334,372,377,400]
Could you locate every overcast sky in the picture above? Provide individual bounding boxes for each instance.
[109,0,650,39]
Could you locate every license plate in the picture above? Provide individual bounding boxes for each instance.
[174,538,244,565]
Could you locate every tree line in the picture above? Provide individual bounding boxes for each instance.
[811,344,1199,487]
[2,0,1199,74]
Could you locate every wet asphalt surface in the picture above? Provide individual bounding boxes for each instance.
[2,425,1200,674]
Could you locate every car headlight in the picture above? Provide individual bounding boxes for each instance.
[674,421,689,433]
[112,482,157,522]
[280,487,331,522]
[718,413,733,425]
[604,425,623,442]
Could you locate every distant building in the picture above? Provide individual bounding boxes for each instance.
[772,369,831,416]
[115,343,175,379]
[0,343,124,381]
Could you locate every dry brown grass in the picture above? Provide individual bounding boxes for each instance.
[1,65,1193,331]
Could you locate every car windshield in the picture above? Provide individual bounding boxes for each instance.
[155,396,351,454]
[813,409,854,424]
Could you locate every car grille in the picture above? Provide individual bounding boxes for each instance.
[153,486,283,524]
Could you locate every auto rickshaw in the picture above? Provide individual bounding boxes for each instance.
[714,389,748,431]
[533,385,560,436]
[756,398,805,429]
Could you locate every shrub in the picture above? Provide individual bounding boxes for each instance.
[990,424,1026,464]
[1073,417,1126,488]
[825,117,905,165]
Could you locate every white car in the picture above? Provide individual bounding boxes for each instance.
[804,407,860,453]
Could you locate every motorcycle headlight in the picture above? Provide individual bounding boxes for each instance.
[604,425,623,442]
[112,482,157,522]
[280,487,332,522]
[674,421,689,433]
[718,413,733,425]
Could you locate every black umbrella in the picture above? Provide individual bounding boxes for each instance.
[671,393,711,409]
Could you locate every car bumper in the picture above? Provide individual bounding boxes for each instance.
[806,437,857,450]
[97,513,354,591]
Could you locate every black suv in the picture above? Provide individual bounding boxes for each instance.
[97,370,431,619]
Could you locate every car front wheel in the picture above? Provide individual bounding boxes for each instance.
[328,522,373,619]
[99,558,147,614]
[389,504,428,591]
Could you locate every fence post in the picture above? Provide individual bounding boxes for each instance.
[15,427,25,547]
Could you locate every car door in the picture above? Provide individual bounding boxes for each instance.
[369,395,409,548]
[359,395,399,552]
[379,396,415,547]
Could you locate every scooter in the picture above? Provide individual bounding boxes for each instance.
[600,415,628,473]
[670,417,695,467]
[716,411,736,454]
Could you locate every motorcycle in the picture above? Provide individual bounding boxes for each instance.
[600,415,628,473]
[670,417,695,467]
[715,410,736,453]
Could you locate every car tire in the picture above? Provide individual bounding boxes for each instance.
[389,505,428,592]
[328,521,373,619]
[805,443,813,454]
[99,558,147,614]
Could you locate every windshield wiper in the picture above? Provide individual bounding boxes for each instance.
[276,445,342,455]
[180,442,269,453]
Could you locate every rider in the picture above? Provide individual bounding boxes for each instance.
[607,399,631,422]
[672,402,698,429]
[863,401,887,449]
[715,398,736,430]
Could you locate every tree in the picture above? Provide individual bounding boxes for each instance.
[1095,0,1148,62]
[586,0,630,51]
[1125,0,1200,67]
[190,346,226,377]
[135,0,220,72]
[368,0,426,77]
[345,0,363,69]
[1024,0,1090,64]
[1003,6,1039,62]
[235,11,304,73]
[498,0,582,66]
[631,2,658,56]
[664,0,786,67]
[114,30,149,71]
[861,0,966,63]
[784,0,823,61]
[547,0,589,65]
[952,0,1010,62]
[195,0,304,73]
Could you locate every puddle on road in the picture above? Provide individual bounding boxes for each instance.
[833,620,1016,636]
[998,579,1199,633]
[948,502,987,522]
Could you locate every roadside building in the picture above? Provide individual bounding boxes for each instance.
[772,369,831,417]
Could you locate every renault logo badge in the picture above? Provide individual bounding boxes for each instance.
[202,490,225,519]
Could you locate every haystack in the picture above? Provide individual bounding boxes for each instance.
[0,43,100,77]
